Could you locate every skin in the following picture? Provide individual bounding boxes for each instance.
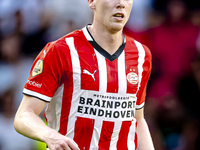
[88,0,133,55]
[89,0,133,33]
[14,0,154,149]
[14,95,80,150]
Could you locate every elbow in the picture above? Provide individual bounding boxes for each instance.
[13,115,20,133]
[13,112,23,134]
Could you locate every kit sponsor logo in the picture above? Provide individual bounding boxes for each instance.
[77,93,136,120]
[43,49,49,58]
[83,69,97,81]
[27,80,42,88]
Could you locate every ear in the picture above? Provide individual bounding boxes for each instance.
[88,0,95,10]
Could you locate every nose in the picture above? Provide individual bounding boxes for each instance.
[116,0,125,9]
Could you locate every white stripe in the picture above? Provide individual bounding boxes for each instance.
[127,119,137,150]
[95,49,107,94]
[134,41,145,109]
[118,51,127,94]
[83,26,93,41]
[135,102,145,110]
[134,41,145,94]
[89,119,103,149]
[65,37,81,139]
[23,88,52,102]
[109,122,122,150]
[89,49,107,149]
[45,84,64,131]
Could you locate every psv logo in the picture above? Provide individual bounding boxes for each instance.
[127,72,138,85]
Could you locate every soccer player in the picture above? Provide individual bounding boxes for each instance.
[14,0,155,150]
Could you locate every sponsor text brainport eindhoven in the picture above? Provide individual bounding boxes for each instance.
[77,94,136,119]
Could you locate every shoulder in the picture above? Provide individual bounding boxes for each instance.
[44,29,85,54]
[51,29,84,47]
[125,34,152,57]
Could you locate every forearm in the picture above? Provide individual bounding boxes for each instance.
[14,110,54,142]
[14,96,80,150]
[136,118,154,150]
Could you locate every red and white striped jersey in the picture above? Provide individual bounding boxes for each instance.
[23,26,152,150]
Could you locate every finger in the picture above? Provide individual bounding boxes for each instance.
[61,141,79,150]
[67,140,80,150]
[62,146,71,150]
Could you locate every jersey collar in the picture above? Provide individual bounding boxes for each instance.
[82,25,126,62]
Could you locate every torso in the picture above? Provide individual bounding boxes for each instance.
[23,26,152,150]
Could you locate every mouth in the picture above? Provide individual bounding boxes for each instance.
[113,13,124,19]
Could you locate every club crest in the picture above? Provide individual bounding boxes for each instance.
[127,72,138,85]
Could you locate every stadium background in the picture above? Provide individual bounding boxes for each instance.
[0,0,200,149]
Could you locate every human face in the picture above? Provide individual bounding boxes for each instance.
[89,0,133,33]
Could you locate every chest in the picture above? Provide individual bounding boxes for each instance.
[64,45,144,95]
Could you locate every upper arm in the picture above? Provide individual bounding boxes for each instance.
[134,108,155,149]
[16,95,47,116]
[135,108,144,121]
[14,95,48,141]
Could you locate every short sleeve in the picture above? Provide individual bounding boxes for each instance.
[23,42,63,102]
[135,45,152,109]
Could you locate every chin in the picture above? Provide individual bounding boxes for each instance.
[109,23,124,33]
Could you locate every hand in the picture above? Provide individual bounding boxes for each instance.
[44,130,80,150]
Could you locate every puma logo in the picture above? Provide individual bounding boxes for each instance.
[83,69,97,81]
[43,50,49,58]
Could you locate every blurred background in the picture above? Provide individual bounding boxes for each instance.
[0,0,200,149]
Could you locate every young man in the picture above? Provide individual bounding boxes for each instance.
[14,0,155,150]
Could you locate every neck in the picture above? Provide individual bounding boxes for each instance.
[88,24,124,55]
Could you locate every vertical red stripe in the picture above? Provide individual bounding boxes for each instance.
[75,39,99,91]
[73,117,94,150]
[134,122,138,150]
[59,84,73,135]
[98,121,115,150]
[106,59,119,93]
[117,121,132,150]
[59,51,74,135]
[125,41,139,94]
[134,132,138,150]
